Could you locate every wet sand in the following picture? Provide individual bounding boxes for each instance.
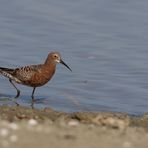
[0,106,148,148]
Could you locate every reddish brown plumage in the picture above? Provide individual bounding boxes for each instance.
[23,64,55,87]
[0,52,71,100]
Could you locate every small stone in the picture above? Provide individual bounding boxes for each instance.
[0,128,9,137]
[68,120,79,126]
[28,119,38,126]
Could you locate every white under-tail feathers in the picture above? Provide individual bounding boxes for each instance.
[0,68,21,83]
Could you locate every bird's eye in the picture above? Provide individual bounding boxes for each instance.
[54,55,57,58]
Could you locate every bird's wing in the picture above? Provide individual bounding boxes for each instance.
[13,65,42,82]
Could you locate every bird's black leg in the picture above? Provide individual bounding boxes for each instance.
[31,87,36,102]
[9,79,20,98]
[31,87,36,109]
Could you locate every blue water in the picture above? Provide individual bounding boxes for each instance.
[0,0,148,115]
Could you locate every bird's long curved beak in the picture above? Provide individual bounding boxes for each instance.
[60,59,72,72]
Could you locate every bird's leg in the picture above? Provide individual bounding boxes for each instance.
[9,79,20,98]
[31,101,34,109]
[31,87,36,102]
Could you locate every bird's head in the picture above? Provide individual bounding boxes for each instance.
[47,52,72,72]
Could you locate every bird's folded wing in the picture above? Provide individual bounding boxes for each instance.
[13,65,42,81]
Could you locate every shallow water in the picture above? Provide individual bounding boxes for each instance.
[0,0,148,115]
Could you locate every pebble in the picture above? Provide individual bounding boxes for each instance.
[0,128,9,137]
[28,119,38,126]
[68,120,79,126]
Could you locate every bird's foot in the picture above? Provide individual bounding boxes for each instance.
[14,90,20,98]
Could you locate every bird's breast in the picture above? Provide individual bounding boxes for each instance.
[24,67,56,87]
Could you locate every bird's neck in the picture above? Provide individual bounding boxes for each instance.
[44,58,56,69]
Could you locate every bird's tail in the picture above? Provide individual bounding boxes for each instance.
[0,67,16,80]
[0,67,21,83]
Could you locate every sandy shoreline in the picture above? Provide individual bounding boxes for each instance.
[0,106,148,148]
